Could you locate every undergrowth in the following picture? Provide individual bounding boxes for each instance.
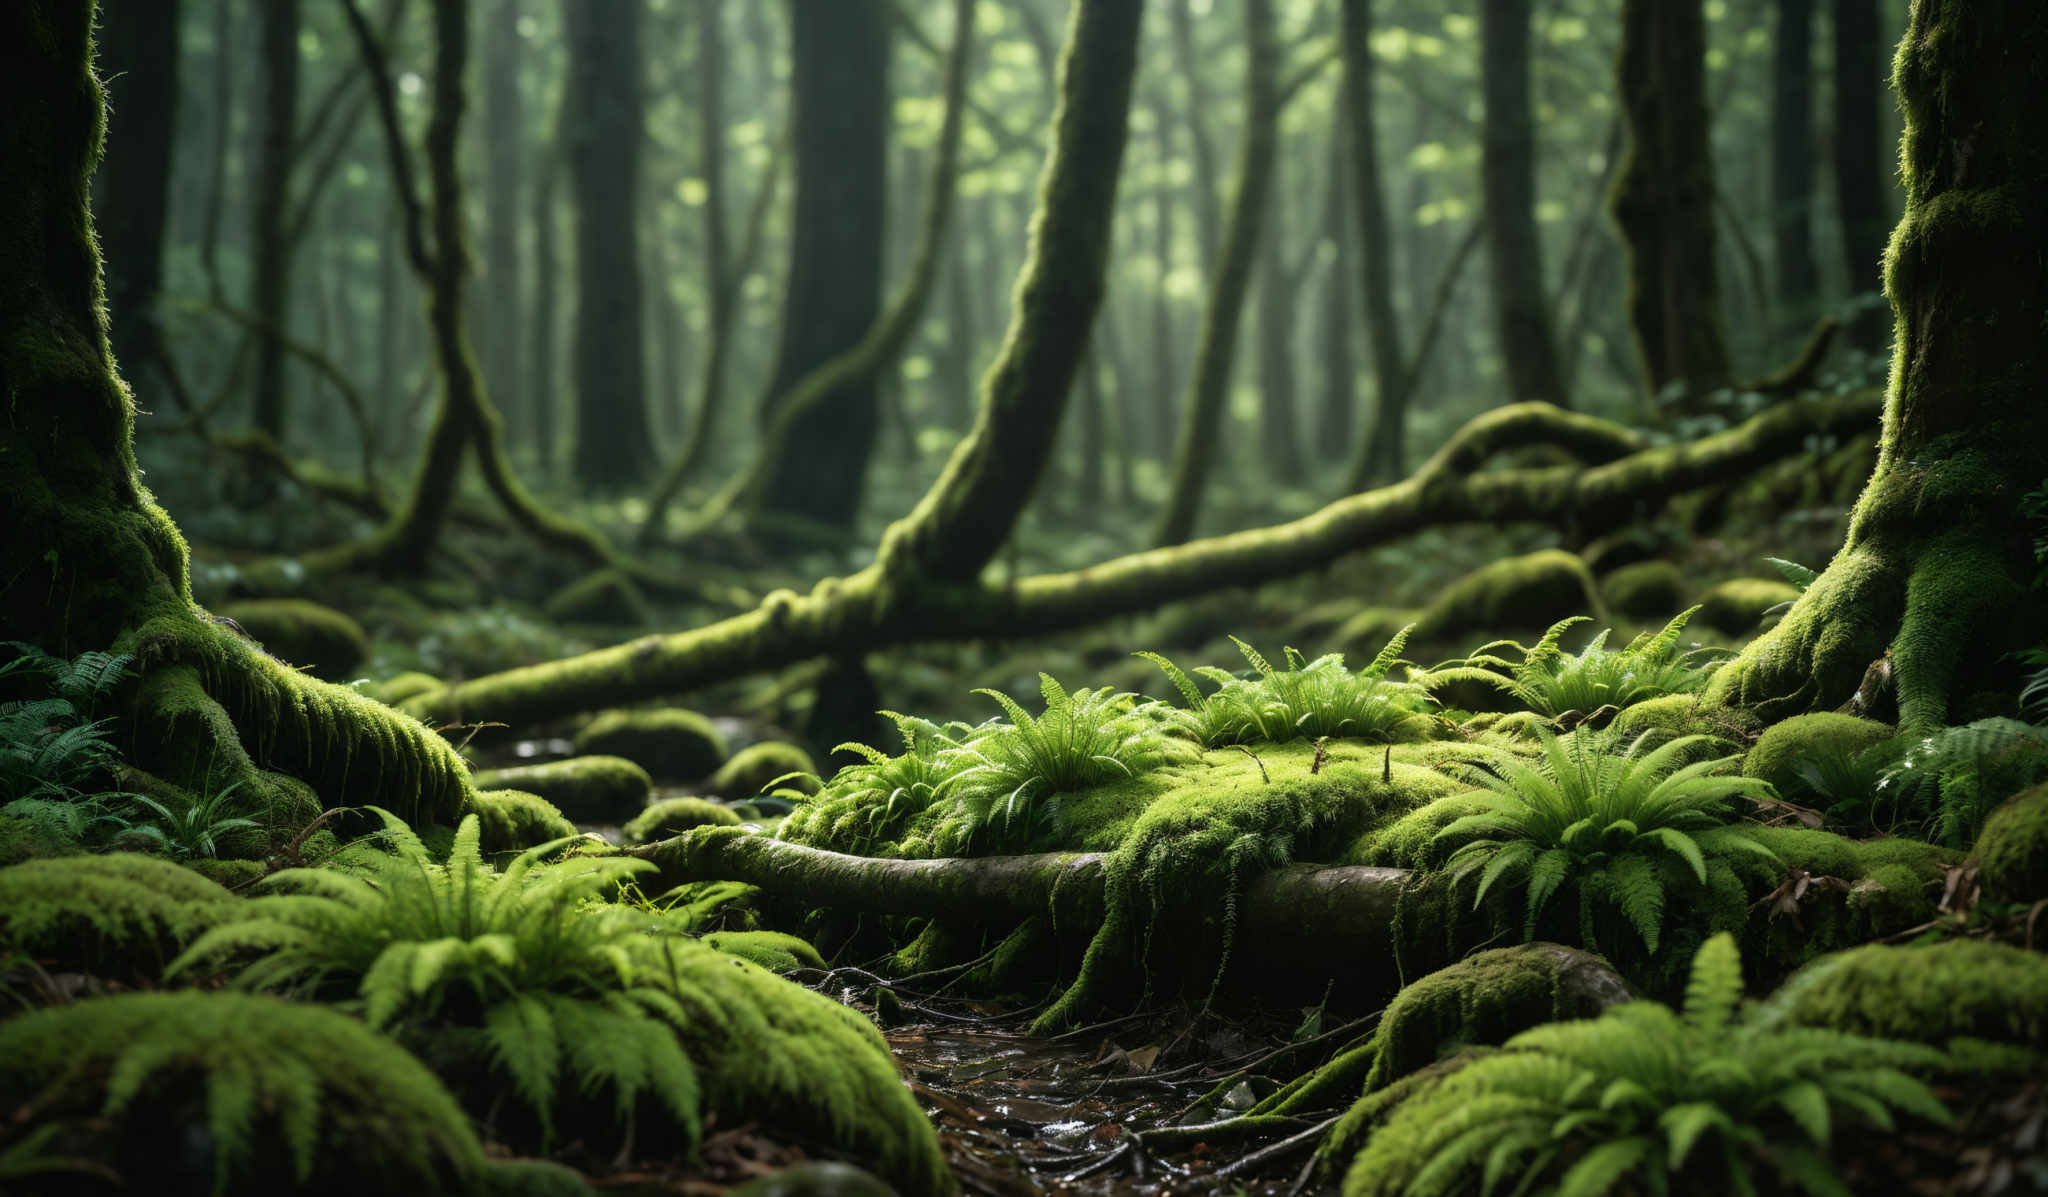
[1416,610,1727,720]
[1139,627,1432,747]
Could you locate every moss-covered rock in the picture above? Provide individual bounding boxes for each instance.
[710,741,820,799]
[1974,782,2048,905]
[185,857,267,889]
[0,853,236,977]
[704,929,828,972]
[368,670,443,706]
[1343,550,1603,656]
[623,796,743,844]
[1765,939,2048,1050]
[1693,577,1801,636]
[1600,559,1688,618]
[472,788,579,853]
[1741,712,1895,792]
[215,598,369,680]
[573,708,728,781]
[470,755,652,823]
[1609,694,1757,746]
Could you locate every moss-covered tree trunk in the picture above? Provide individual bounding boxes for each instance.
[1155,0,1278,546]
[91,0,180,402]
[249,0,300,458]
[1342,0,1415,487]
[1771,0,1820,336]
[747,0,890,539]
[1710,0,2048,730]
[1610,0,1732,403]
[564,0,655,491]
[480,0,526,444]
[0,0,468,830]
[1479,0,1568,408]
[1832,0,1890,351]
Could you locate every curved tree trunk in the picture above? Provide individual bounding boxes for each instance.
[565,0,655,491]
[1480,0,1568,409]
[1711,0,2048,730]
[1155,0,1279,546]
[745,0,891,538]
[1342,0,1414,487]
[1,0,469,829]
[1831,0,1889,352]
[92,0,181,403]
[1610,0,1732,404]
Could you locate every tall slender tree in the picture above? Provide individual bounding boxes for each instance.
[91,0,181,399]
[1772,0,1820,335]
[1155,0,1278,546]
[1610,0,1732,403]
[564,0,655,490]
[1480,0,1568,407]
[1316,124,1358,459]
[1832,0,1889,350]
[250,0,300,455]
[1342,0,1415,485]
[481,0,527,441]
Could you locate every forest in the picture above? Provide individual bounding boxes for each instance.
[1,0,2044,1192]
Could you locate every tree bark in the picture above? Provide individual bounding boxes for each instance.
[1610,0,1732,403]
[1155,0,1279,546]
[1342,0,1414,486]
[92,0,181,404]
[249,0,301,456]
[1831,0,1889,351]
[1711,0,2048,730]
[1480,0,1568,408]
[481,0,527,444]
[564,0,655,491]
[746,0,891,537]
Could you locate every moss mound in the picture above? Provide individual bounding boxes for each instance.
[573,708,729,782]
[1609,694,1757,746]
[0,853,236,977]
[1600,559,1688,618]
[1974,782,2048,905]
[704,929,828,972]
[1693,577,1801,636]
[1765,939,2048,1049]
[470,755,653,823]
[623,796,744,844]
[1742,712,1895,792]
[710,741,820,799]
[215,598,369,680]
[471,788,579,853]
[0,992,486,1194]
[1338,550,1602,656]
[368,670,443,706]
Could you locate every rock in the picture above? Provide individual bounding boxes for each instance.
[1693,577,1801,636]
[622,797,743,844]
[1742,712,1894,793]
[709,742,820,799]
[1975,782,2048,905]
[1600,560,1687,619]
[470,756,652,823]
[471,788,579,853]
[573,708,728,781]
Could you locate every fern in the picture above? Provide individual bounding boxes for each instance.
[1140,628,1432,748]
[113,781,265,860]
[1415,610,1729,721]
[171,809,699,1150]
[778,711,983,856]
[1882,717,2048,847]
[0,853,236,976]
[1434,729,1779,954]
[1349,934,1955,1197]
[0,992,485,1194]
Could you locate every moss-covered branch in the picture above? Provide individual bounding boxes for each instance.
[405,396,1876,729]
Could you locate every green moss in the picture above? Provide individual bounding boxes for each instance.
[623,796,744,844]
[0,853,235,977]
[1741,712,1895,791]
[710,741,820,799]
[0,992,486,1193]
[471,788,579,853]
[1974,782,2048,904]
[470,755,653,823]
[574,708,729,781]
[215,598,370,681]
[1609,694,1757,745]
[186,857,267,889]
[1692,577,1801,635]
[1408,549,1604,647]
[1765,939,2048,1050]
[543,567,658,626]
[704,930,828,972]
[1601,559,1687,618]
[368,670,443,706]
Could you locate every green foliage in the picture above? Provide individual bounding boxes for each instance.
[779,711,983,856]
[114,781,264,859]
[1347,934,1954,1197]
[0,643,141,859]
[0,853,235,976]
[1883,716,2048,847]
[622,796,743,844]
[939,674,1198,852]
[1434,730,1778,953]
[1780,734,1917,836]
[0,992,485,1195]
[171,809,699,1149]
[1416,611,1727,720]
[1139,627,1432,747]
[471,787,580,854]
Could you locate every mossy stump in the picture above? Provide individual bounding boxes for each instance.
[1601,560,1687,619]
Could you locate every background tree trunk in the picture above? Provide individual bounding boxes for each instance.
[1771,0,1819,338]
[1480,0,1568,408]
[481,0,526,444]
[1155,0,1278,546]
[1316,125,1357,460]
[1343,0,1414,487]
[1610,0,1732,404]
[748,0,890,539]
[92,0,181,402]
[1832,0,1889,351]
[1711,0,2048,730]
[249,0,300,455]
[1256,198,1303,477]
[564,0,654,490]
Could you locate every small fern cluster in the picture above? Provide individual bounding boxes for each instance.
[1140,628,1432,748]
[172,810,699,1149]
[779,712,984,855]
[1435,730,1778,954]
[1786,716,2048,845]
[0,643,139,858]
[1417,610,1727,720]
[1348,934,1954,1197]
